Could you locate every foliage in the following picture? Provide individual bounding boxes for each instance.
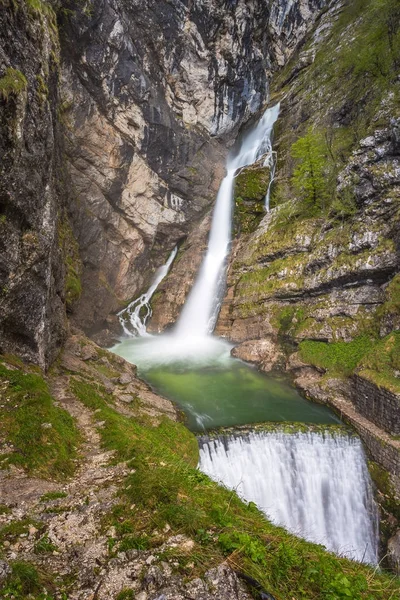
[58,215,82,310]
[358,332,400,393]
[299,336,377,376]
[291,129,331,213]
[0,68,27,101]
[40,491,68,502]
[116,591,135,600]
[34,534,58,554]
[0,360,80,479]
[1,561,54,599]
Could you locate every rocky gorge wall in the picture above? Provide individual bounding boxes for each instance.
[0,1,67,369]
[0,0,334,364]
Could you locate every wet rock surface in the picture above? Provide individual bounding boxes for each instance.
[0,2,67,368]
[59,0,332,333]
[216,126,400,344]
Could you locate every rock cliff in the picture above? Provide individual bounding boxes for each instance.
[0,1,68,369]
[0,0,334,362]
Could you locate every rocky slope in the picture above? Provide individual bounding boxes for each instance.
[1,341,400,599]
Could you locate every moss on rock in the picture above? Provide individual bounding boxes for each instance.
[233,165,270,235]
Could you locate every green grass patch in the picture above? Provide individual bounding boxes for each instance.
[0,362,80,479]
[0,68,27,101]
[1,561,54,599]
[34,534,58,554]
[0,518,42,546]
[358,332,400,394]
[299,336,377,376]
[39,491,68,502]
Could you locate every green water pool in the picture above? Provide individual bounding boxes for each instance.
[112,335,340,432]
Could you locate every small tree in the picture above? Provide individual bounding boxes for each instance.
[291,129,330,213]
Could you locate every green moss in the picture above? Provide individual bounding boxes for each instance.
[378,274,400,321]
[0,68,27,101]
[36,74,48,103]
[0,361,80,479]
[357,332,400,394]
[368,461,400,521]
[299,336,377,376]
[233,166,271,234]
[39,491,68,502]
[58,215,82,310]
[236,254,306,300]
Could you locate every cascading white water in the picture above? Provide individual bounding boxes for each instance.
[264,148,278,211]
[199,431,379,565]
[175,103,280,338]
[119,246,177,336]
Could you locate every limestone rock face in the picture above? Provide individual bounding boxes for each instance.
[231,338,285,372]
[216,119,400,345]
[0,0,335,363]
[0,3,66,368]
[60,0,332,333]
[388,530,400,575]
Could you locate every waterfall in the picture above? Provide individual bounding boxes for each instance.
[175,103,280,338]
[199,431,379,565]
[119,246,177,336]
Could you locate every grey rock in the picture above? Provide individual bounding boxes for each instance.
[0,560,11,583]
[388,530,400,574]
[391,117,400,155]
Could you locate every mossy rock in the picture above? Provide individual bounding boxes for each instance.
[233,165,270,235]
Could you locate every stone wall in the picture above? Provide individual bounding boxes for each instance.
[352,375,400,436]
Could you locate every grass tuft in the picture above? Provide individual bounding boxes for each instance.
[0,361,80,479]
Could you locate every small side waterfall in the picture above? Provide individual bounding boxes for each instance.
[199,431,379,565]
[261,103,279,210]
[175,104,280,337]
[119,246,177,336]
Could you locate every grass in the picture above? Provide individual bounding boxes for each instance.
[0,360,80,479]
[1,561,54,599]
[299,336,377,376]
[0,68,27,101]
[34,534,58,554]
[299,332,400,395]
[39,491,68,502]
[358,332,400,394]
[0,518,42,546]
[70,375,400,600]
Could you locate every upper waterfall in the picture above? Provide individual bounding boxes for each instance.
[175,103,280,338]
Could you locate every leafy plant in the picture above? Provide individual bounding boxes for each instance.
[291,129,331,213]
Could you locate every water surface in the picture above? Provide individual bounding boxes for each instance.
[112,335,340,431]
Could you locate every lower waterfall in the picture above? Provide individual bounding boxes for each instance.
[199,430,379,565]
